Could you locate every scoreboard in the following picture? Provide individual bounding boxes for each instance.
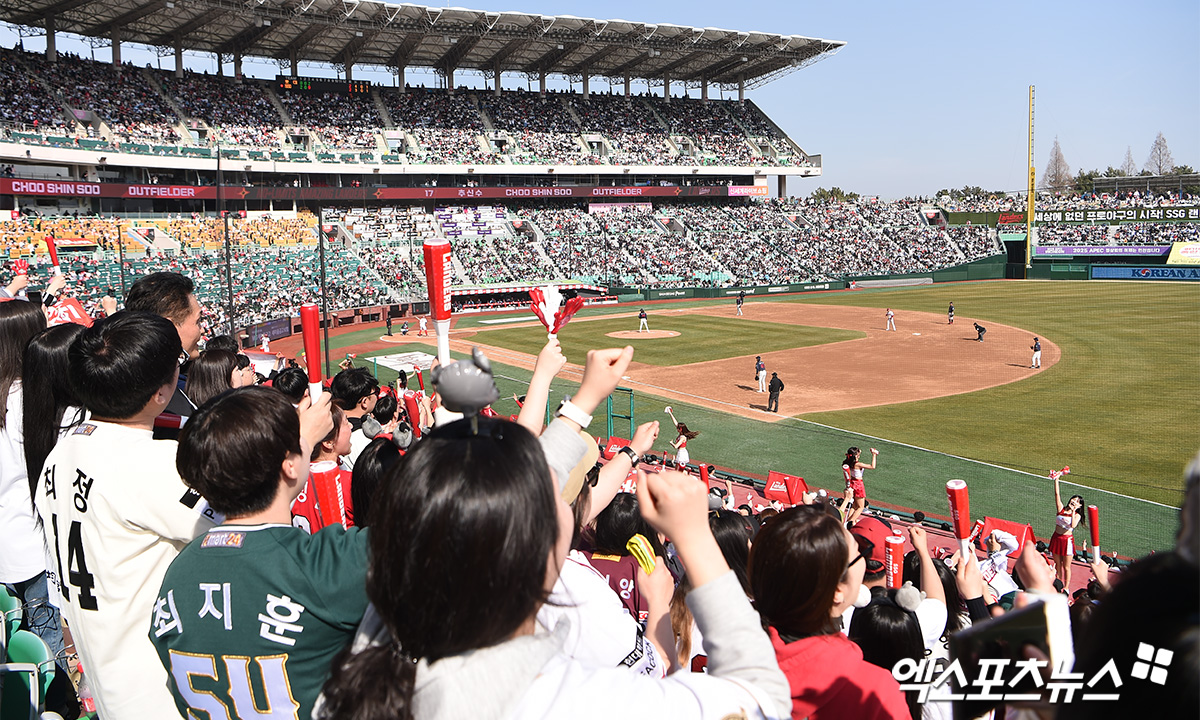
[277,76,371,95]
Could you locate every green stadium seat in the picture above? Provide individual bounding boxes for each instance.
[0,630,55,720]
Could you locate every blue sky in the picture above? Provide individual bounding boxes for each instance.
[4,1,1197,198]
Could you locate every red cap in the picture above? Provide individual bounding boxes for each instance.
[850,516,895,567]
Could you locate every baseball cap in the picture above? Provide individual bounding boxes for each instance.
[560,430,601,504]
[850,516,895,570]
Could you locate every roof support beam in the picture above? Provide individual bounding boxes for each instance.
[680,55,745,83]
[145,8,227,47]
[434,34,481,72]
[523,41,583,73]
[565,44,624,76]
[274,23,324,61]
[388,33,425,69]
[10,0,101,27]
[480,38,529,72]
[652,50,709,80]
[84,0,165,37]
[606,52,650,79]
[216,23,282,57]
[333,31,379,67]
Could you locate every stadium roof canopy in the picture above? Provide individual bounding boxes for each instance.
[0,0,845,90]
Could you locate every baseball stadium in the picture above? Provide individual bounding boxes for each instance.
[0,0,1197,717]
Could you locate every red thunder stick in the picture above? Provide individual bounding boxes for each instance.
[45,236,60,274]
[1088,505,1101,558]
[422,238,453,366]
[885,536,905,589]
[309,461,347,529]
[946,479,972,555]
[299,303,323,400]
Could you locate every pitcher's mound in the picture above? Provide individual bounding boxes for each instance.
[606,330,680,339]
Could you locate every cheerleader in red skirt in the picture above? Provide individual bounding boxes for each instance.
[1050,473,1086,589]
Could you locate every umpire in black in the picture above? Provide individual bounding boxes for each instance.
[767,372,784,413]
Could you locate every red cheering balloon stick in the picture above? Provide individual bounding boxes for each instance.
[884,536,905,589]
[422,238,453,366]
[946,479,973,556]
[299,303,324,400]
[1088,505,1101,559]
[45,236,61,275]
[309,460,348,530]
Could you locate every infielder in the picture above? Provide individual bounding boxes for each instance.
[1031,337,1042,368]
[885,308,896,331]
[755,356,767,393]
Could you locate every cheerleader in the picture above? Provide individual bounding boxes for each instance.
[666,407,698,468]
[1050,474,1086,589]
[842,446,877,527]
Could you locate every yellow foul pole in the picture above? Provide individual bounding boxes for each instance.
[1026,85,1035,273]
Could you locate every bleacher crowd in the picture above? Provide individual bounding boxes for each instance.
[0,268,1194,720]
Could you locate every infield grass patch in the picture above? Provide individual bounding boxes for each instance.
[473,315,863,366]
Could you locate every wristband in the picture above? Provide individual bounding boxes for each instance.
[618,446,640,467]
[554,396,593,428]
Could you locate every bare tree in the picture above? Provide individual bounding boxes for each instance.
[1041,136,1073,192]
[1144,132,1175,175]
[1121,147,1137,176]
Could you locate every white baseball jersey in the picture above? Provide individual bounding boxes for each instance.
[34,421,218,720]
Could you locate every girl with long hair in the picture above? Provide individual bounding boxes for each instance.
[671,422,700,467]
[749,504,909,720]
[0,300,67,665]
[1050,474,1086,589]
[318,411,790,719]
[183,349,240,407]
[22,323,86,502]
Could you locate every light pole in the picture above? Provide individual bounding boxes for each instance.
[217,135,235,338]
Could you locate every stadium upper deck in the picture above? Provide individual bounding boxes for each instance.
[0,2,843,185]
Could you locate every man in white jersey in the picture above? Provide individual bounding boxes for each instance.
[33,312,219,720]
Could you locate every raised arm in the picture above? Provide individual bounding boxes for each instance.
[908,525,945,605]
[516,337,567,436]
[859,447,879,470]
[1053,477,1064,513]
[587,420,659,525]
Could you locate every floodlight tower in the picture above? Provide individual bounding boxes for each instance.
[1025,85,1035,273]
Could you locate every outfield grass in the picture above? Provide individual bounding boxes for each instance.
[788,281,1198,507]
[345,338,1178,558]
[329,280,1193,557]
[472,315,863,366]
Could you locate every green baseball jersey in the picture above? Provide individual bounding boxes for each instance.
[149,523,369,720]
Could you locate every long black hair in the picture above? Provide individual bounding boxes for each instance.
[592,492,665,558]
[0,300,47,429]
[902,550,964,635]
[22,323,85,509]
[848,594,925,720]
[184,349,238,407]
[319,417,558,720]
[710,510,752,596]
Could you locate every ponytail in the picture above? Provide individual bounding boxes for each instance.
[318,643,417,720]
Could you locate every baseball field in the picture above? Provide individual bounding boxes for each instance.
[287,279,1198,559]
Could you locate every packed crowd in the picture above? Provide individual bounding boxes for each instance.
[159,73,283,148]
[938,190,1199,213]
[482,93,587,164]
[381,89,498,164]
[656,98,759,165]
[568,95,683,166]
[1110,222,1200,245]
[0,49,71,132]
[0,47,807,167]
[1035,223,1112,246]
[1,273,1193,720]
[37,54,180,146]
[279,91,381,149]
